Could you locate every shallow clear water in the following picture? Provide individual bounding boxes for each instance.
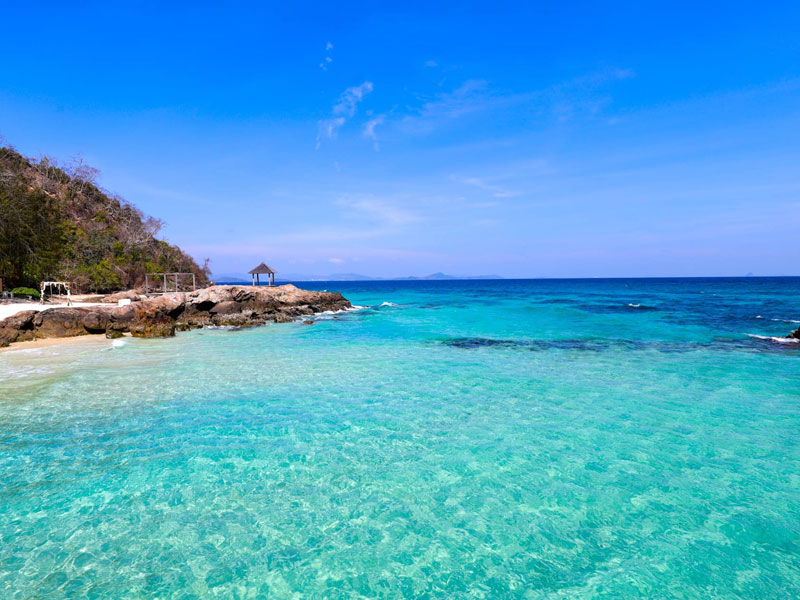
[1,277,799,599]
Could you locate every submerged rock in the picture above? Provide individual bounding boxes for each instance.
[790,326,800,340]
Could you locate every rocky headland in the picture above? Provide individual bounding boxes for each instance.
[0,285,350,348]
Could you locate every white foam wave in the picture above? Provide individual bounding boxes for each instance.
[755,315,799,323]
[379,301,399,307]
[300,304,369,322]
[0,365,55,380]
[2,347,45,355]
[747,334,800,344]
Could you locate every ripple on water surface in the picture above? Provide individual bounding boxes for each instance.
[1,278,799,598]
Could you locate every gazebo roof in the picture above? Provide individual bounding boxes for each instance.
[248,262,276,275]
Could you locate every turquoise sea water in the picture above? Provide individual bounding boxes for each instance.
[1,277,799,599]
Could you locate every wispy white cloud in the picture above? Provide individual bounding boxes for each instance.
[394,68,634,136]
[333,81,374,117]
[336,194,422,227]
[320,42,334,70]
[328,257,344,264]
[424,60,438,68]
[454,176,518,198]
[317,117,345,143]
[317,81,374,148]
[401,80,488,134]
[363,115,385,150]
[186,194,423,251]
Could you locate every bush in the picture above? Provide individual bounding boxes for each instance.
[11,287,40,300]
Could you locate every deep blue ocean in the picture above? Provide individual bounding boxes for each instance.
[1,277,799,598]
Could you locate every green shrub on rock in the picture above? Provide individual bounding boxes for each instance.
[11,287,40,300]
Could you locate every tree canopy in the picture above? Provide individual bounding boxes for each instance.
[0,147,209,292]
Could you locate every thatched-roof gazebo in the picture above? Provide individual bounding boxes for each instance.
[248,262,276,287]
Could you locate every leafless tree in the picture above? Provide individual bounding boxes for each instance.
[201,258,212,280]
[65,155,100,193]
[32,155,62,193]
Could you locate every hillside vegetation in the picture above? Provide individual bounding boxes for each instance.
[0,146,209,292]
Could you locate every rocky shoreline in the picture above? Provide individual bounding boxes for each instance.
[0,285,351,348]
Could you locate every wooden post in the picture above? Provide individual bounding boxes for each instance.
[174,273,178,292]
[163,274,167,294]
[192,274,196,291]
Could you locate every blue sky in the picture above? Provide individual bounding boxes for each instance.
[2,1,799,278]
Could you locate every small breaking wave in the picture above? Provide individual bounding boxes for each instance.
[626,303,657,311]
[577,302,659,314]
[747,334,800,345]
[2,347,45,355]
[299,305,369,322]
[754,315,799,324]
[0,365,55,380]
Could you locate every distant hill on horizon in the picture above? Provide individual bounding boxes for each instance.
[213,272,504,283]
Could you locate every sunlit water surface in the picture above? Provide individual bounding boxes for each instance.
[1,278,799,598]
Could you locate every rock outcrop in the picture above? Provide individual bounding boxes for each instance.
[790,326,800,340]
[0,285,350,347]
[100,290,143,303]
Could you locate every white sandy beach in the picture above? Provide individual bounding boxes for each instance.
[0,333,111,353]
[0,302,105,321]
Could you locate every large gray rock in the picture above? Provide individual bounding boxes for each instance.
[209,300,241,315]
[129,293,185,338]
[1,310,38,332]
[100,290,142,303]
[33,308,93,338]
[82,310,111,333]
[0,310,46,346]
[0,285,351,347]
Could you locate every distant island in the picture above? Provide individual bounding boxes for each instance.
[215,272,504,283]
